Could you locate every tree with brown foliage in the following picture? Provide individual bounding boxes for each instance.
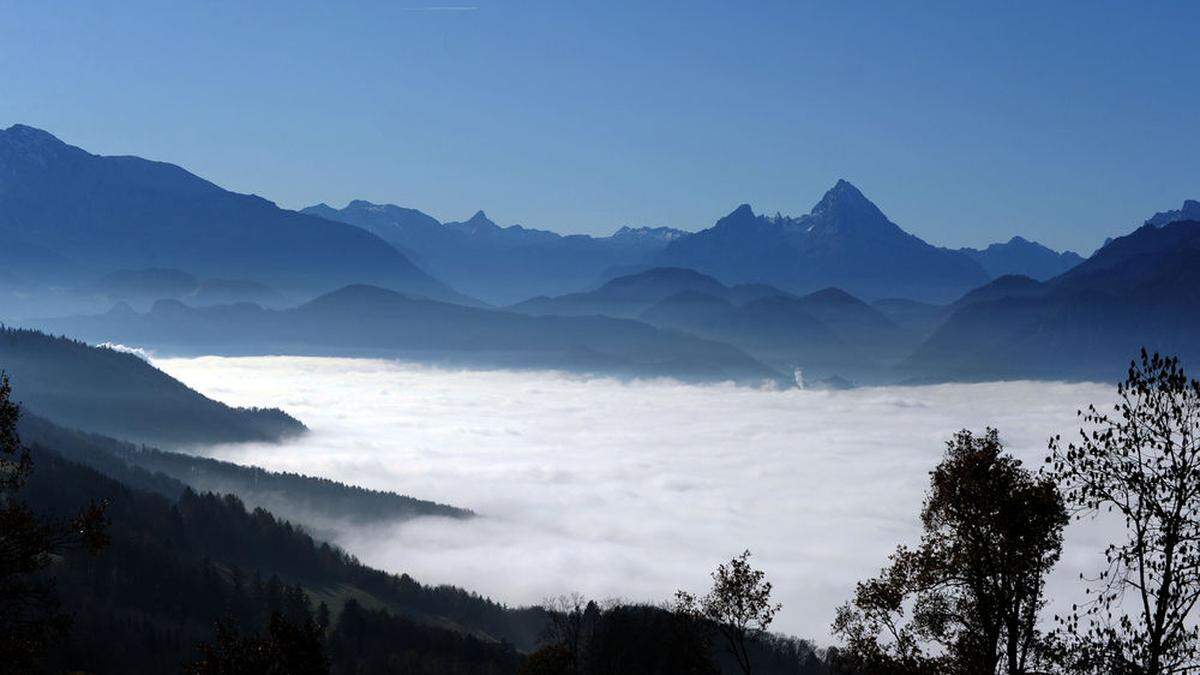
[1048,351,1200,674]
[0,372,108,669]
[833,429,1067,674]
[675,550,782,675]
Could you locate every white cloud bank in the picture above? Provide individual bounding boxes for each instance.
[156,355,1118,641]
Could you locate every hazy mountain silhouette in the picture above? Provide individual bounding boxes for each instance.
[512,267,789,317]
[905,219,1200,381]
[303,200,685,304]
[0,124,470,304]
[871,298,948,339]
[1145,199,1200,227]
[90,268,287,309]
[513,267,914,382]
[958,236,1083,280]
[30,285,786,385]
[0,326,304,445]
[653,180,990,302]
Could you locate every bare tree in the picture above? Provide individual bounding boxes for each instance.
[674,550,781,675]
[539,593,604,673]
[1048,350,1200,674]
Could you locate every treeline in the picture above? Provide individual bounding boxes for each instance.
[0,325,305,445]
[20,447,540,672]
[525,595,826,675]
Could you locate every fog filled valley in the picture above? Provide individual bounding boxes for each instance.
[4,5,1200,672]
[156,356,1118,642]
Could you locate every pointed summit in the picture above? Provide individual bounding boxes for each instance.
[444,209,501,235]
[1,124,78,159]
[715,203,756,223]
[1145,199,1200,227]
[800,179,902,239]
[707,203,760,232]
[811,179,880,217]
[3,124,63,144]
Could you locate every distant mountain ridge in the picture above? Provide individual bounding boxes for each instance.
[652,180,992,303]
[311,181,1092,307]
[511,267,783,318]
[89,268,287,309]
[29,283,786,385]
[958,236,1083,280]
[303,200,687,305]
[513,267,917,383]
[905,219,1200,381]
[1145,199,1200,227]
[0,124,470,304]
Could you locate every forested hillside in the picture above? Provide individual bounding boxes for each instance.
[0,326,304,445]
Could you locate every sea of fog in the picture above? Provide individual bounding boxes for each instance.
[156,355,1117,641]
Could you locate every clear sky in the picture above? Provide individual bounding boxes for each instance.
[1,1,1196,253]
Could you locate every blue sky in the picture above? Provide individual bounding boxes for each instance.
[1,1,1196,252]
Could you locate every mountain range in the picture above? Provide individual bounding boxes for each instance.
[958,236,1084,280]
[3,122,1195,386]
[650,180,989,302]
[31,283,786,385]
[0,124,1089,321]
[512,267,915,383]
[302,200,685,305]
[307,180,1085,307]
[0,124,469,305]
[905,219,1200,381]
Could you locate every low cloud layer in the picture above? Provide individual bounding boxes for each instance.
[157,356,1117,641]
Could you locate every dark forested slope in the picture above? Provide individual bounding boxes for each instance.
[0,326,304,445]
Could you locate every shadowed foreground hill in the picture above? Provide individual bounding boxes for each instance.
[32,285,786,386]
[904,220,1200,381]
[0,327,304,446]
[25,446,539,673]
[26,439,827,673]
